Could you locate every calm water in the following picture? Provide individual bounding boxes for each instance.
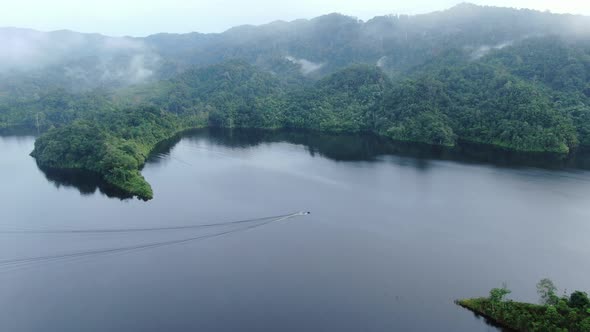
[1,129,590,332]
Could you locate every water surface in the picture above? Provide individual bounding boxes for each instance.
[1,129,590,332]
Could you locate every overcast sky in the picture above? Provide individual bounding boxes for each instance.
[3,0,590,37]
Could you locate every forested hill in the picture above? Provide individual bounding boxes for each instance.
[3,3,590,198]
[144,3,590,77]
[3,3,590,93]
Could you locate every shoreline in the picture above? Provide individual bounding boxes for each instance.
[27,124,581,201]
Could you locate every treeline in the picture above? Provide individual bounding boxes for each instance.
[457,279,590,331]
[139,48,587,153]
[5,56,584,153]
[0,88,114,132]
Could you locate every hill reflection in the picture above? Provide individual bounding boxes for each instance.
[38,128,590,199]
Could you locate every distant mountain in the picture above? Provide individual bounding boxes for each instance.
[2,3,590,94]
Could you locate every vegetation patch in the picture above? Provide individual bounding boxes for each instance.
[457,280,590,331]
[31,106,206,200]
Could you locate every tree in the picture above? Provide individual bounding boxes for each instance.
[569,291,590,310]
[537,278,558,305]
[489,283,511,303]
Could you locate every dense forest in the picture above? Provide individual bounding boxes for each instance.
[3,3,590,198]
[457,279,590,331]
[31,106,204,199]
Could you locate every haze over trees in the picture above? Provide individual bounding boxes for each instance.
[3,3,590,198]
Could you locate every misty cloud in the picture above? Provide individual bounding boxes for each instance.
[285,55,324,75]
[99,37,160,84]
[0,29,160,87]
[376,56,388,68]
[98,54,158,84]
[469,41,514,60]
[67,38,160,86]
[0,29,85,71]
[100,36,145,51]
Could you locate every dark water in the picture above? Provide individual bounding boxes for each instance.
[1,129,590,332]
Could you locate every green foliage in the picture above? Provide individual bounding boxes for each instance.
[570,292,590,310]
[458,280,590,332]
[31,121,108,169]
[0,89,114,131]
[283,65,390,133]
[31,106,195,200]
[489,285,511,303]
[385,60,579,152]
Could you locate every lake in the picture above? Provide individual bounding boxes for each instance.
[1,128,590,331]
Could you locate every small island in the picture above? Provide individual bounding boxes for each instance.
[457,279,590,331]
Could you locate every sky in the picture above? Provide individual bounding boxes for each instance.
[3,0,590,37]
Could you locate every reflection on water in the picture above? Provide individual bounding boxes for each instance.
[152,128,590,169]
[39,167,134,200]
[37,128,590,199]
[467,311,513,332]
[0,127,37,137]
